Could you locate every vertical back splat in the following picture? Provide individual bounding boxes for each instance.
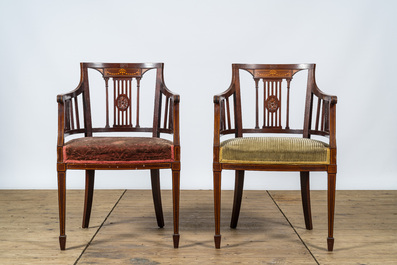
[103,67,143,128]
[113,78,132,127]
[263,79,282,128]
[251,69,296,129]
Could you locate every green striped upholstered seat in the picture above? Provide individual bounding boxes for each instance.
[220,137,330,165]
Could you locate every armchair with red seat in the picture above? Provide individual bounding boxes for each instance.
[56,62,180,250]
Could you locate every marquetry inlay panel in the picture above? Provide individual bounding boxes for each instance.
[104,68,142,77]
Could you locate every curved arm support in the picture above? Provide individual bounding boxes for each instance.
[313,84,338,105]
[57,101,65,153]
[329,102,337,150]
[172,94,180,147]
[312,82,337,148]
[213,96,225,163]
[57,64,86,104]
[214,82,235,104]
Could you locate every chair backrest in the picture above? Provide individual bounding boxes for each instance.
[218,64,332,138]
[62,63,175,138]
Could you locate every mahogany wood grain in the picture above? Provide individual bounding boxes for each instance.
[82,170,94,228]
[213,63,338,251]
[1,190,396,264]
[56,62,180,250]
[300,171,313,230]
[150,169,164,228]
[230,170,245,229]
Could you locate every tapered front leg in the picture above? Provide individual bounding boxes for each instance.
[150,169,164,228]
[213,170,222,249]
[327,173,336,251]
[300,171,313,230]
[82,170,95,228]
[230,170,245,228]
[172,165,180,248]
[57,169,66,250]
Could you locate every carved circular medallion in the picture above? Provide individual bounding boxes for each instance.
[116,94,129,111]
[265,96,279,112]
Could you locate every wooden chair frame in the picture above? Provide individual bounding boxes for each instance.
[213,64,337,251]
[57,62,180,250]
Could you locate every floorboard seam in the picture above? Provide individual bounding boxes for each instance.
[74,189,127,265]
[266,191,320,265]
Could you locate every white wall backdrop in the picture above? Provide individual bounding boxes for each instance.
[0,0,396,190]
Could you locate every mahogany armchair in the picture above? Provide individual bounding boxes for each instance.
[213,64,337,251]
[56,63,180,250]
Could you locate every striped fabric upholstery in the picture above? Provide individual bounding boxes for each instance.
[220,137,330,164]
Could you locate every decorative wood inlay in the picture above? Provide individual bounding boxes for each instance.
[104,68,141,77]
[262,79,282,128]
[116,94,129,111]
[254,69,292,78]
[113,78,133,127]
[265,95,279,112]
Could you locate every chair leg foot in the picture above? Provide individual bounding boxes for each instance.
[213,170,222,249]
[59,235,66,250]
[173,234,180,248]
[214,235,221,249]
[57,169,67,251]
[172,167,180,248]
[327,237,334,251]
[327,172,336,251]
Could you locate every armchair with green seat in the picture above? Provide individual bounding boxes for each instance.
[213,63,337,251]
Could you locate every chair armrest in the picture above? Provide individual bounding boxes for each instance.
[171,94,180,147]
[312,85,337,150]
[307,78,338,150]
[56,80,85,146]
[57,93,73,104]
[57,100,65,147]
[157,80,180,160]
[213,93,230,164]
[172,94,180,104]
[56,90,80,147]
[329,102,337,149]
[213,81,237,141]
[313,84,338,105]
[213,95,224,144]
[57,78,84,103]
[213,96,222,163]
[213,95,224,104]
[214,85,234,104]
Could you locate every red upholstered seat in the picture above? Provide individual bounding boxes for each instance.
[57,63,181,250]
[64,137,173,163]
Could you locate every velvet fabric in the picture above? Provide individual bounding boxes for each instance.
[220,137,330,165]
[63,137,173,164]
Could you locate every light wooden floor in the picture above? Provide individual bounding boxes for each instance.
[0,190,396,264]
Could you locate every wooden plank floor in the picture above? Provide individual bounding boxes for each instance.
[0,190,396,264]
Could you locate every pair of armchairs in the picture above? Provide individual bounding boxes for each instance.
[56,63,337,251]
